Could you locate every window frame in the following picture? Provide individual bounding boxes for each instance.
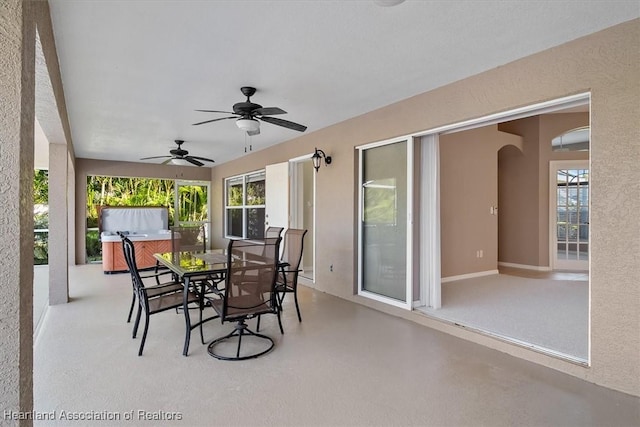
[224,169,266,239]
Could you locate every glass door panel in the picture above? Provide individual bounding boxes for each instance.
[176,181,210,248]
[360,141,410,304]
[551,163,588,270]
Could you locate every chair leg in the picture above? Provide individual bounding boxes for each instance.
[199,301,205,345]
[207,320,275,361]
[132,304,142,338]
[256,315,261,332]
[294,290,302,322]
[127,293,136,323]
[277,290,285,310]
[138,313,150,356]
[277,308,284,335]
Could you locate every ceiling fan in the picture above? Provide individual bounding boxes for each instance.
[192,86,307,135]
[140,140,214,167]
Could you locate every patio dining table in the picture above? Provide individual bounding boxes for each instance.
[153,249,228,356]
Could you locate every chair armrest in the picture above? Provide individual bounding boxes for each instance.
[140,281,182,293]
[139,270,173,280]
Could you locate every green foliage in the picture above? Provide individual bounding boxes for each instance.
[364,179,397,225]
[34,169,49,264]
[34,169,49,205]
[178,184,208,222]
[247,180,265,205]
[227,184,243,206]
[86,230,101,262]
[86,176,176,228]
[85,176,209,261]
[34,231,48,265]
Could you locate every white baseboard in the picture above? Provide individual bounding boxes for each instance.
[498,262,552,272]
[441,269,499,283]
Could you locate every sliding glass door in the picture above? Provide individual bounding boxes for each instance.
[358,139,412,308]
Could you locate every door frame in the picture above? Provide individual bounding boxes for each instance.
[357,136,414,310]
[416,92,590,312]
[289,153,316,282]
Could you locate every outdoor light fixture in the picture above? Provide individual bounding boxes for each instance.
[236,118,260,133]
[311,147,332,172]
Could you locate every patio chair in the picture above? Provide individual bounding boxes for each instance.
[171,224,206,252]
[265,226,284,239]
[117,232,183,323]
[275,228,308,322]
[206,237,283,360]
[122,236,199,356]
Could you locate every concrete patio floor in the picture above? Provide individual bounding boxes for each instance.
[33,264,640,426]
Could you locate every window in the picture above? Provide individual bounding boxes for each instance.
[225,170,266,239]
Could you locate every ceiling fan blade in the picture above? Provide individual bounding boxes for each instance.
[195,109,235,114]
[192,116,237,126]
[161,158,173,165]
[188,155,215,163]
[185,157,204,167]
[259,116,307,132]
[140,155,171,160]
[247,127,260,136]
[254,107,286,116]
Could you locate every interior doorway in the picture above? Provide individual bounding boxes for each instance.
[416,94,591,363]
[289,157,315,281]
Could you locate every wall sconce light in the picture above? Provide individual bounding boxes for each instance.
[311,148,332,172]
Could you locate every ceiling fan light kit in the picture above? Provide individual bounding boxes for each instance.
[236,118,260,133]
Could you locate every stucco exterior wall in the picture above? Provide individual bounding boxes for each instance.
[0,0,35,423]
[210,20,640,395]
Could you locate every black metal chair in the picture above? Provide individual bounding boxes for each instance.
[117,232,183,323]
[206,237,283,360]
[122,236,199,356]
[275,228,308,322]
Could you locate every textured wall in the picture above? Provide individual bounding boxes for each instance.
[0,0,35,423]
[210,20,640,395]
[48,143,68,304]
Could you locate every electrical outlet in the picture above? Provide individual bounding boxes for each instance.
[330,264,333,272]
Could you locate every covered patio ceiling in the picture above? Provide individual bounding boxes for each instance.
[44,0,639,167]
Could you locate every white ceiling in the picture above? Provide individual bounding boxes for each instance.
[47,0,639,167]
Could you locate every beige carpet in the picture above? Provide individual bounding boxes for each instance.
[420,273,589,360]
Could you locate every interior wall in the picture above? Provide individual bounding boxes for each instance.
[440,127,497,277]
[498,113,589,267]
[208,20,639,395]
[497,117,542,266]
[73,158,211,264]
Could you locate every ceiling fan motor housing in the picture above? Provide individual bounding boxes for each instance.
[233,101,262,115]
